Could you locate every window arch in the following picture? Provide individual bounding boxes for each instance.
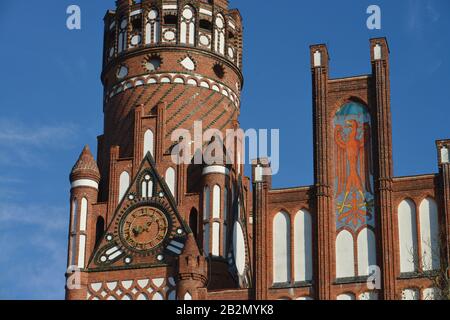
[212,185,221,219]
[419,198,440,271]
[80,198,88,232]
[294,209,312,282]
[214,14,225,55]
[203,186,210,220]
[165,167,176,198]
[119,171,130,203]
[71,199,78,233]
[357,228,376,276]
[143,129,154,158]
[273,211,291,284]
[145,9,160,45]
[140,173,153,198]
[180,6,196,45]
[336,230,355,278]
[398,199,419,273]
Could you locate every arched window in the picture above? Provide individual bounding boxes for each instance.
[203,186,210,220]
[189,208,199,240]
[294,210,313,282]
[357,228,377,276]
[119,171,130,203]
[336,230,355,278]
[214,14,225,55]
[213,185,221,219]
[398,199,419,273]
[165,167,176,198]
[273,212,291,284]
[118,18,128,53]
[79,198,88,232]
[145,9,160,45]
[143,129,154,158]
[419,198,440,271]
[95,216,105,247]
[180,6,195,45]
[71,199,78,233]
[141,173,153,198]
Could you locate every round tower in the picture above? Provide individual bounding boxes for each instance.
[67,145,101,299]
[98,0,244,200]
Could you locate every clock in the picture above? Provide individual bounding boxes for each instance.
[120,206,169,252]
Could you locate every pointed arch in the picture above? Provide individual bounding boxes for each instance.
[71,198,78,233]
[273,211,291,284]
[80,198,88,232]
[143,129,154,158]
[398,199,419,273]
[357,227,377,276]
[165,167,176,198]
[336,230,355,278]
[119,171,130,203]
[294,209,313,282]
[203,186,210,220]
[212,185,221,219]
[419,197,440,271]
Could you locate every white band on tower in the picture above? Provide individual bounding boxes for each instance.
[71,179,99,190]
[202,165,230,176]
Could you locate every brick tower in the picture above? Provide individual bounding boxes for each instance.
[66,0,252,300]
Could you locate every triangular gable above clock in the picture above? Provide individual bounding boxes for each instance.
[87,152,190,271]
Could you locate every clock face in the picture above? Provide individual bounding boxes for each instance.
[120,206,169,252]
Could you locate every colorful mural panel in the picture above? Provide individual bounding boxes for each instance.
[334,102,375,232]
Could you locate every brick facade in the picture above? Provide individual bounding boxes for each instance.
[65,0,449,301]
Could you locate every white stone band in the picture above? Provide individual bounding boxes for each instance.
[71,179,99,190]
[202,165,230,176]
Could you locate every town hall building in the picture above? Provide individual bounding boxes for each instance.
[65,0,449,300]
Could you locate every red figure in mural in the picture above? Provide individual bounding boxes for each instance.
[335,119,373,226]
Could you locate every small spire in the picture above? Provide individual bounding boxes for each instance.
[182,233,201,257]
[70,145,101,182]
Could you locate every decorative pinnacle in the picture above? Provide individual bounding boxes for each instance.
[70,145,101,183]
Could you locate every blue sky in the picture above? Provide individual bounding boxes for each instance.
[0,0,448,299]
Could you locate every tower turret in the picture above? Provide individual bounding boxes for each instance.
[66,145,100,300]
[177,233,208,300]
